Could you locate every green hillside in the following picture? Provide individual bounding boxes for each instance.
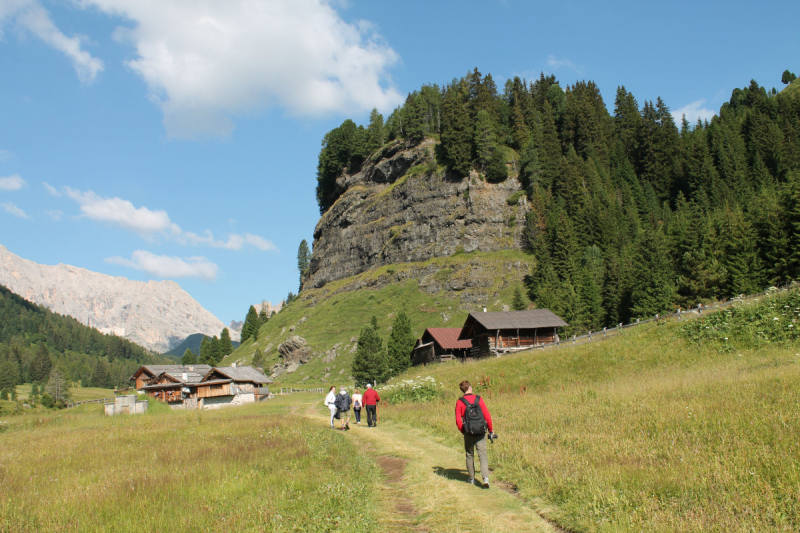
[0,284,170,396]
[378,289,800,532]
[223,250,532,383]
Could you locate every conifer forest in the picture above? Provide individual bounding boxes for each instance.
[316,69,800,334]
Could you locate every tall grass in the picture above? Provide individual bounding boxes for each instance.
[0,396,380,532]
[380,318,800,532]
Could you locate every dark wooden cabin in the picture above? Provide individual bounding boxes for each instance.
[458,309,568,357]
[412,328,474,366]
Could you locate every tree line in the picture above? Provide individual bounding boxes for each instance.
[0,284,166,400]
[179,328,234,366]
[315,68,800,335]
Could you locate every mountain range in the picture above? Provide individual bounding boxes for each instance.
[0,245,238,353]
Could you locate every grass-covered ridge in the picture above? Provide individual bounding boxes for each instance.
[223,250,532,384]
[378,298,800,532]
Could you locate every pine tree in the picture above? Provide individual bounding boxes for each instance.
[92,359,109,388]
[511,287,527,310]
[219,328,233,357]
[351,322,389,386]
[46,368,70,402]
[297,239,311,289]
[366,108,385,154]
[485,147,508,183]
[473,109,497,169]
[441,84,474,176]
[181,348,196,365]
[30,344,52,384]
[241,306,259,343]
[252,348,266,370]
[387,311,415,377]
[630,223,677,318]
[210,336,223,366]
[198,336,212,365]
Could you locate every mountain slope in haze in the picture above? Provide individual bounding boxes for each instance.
[165,333,241,357]
[0,245,239,353]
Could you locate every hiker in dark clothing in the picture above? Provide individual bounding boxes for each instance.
[455,380,494,487]
[335,387,351,430]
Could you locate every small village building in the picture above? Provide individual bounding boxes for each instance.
[130,364,272,410]
[411,328,474,366]
[458,309,568,357]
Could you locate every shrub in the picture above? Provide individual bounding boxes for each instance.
[40,393,54,409]
[381,376,444,404]
[506,191,524,205]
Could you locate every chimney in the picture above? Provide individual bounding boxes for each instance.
[231,362,237,367]
[483,306,487,313]
[182,372,188,381]
[189,366,194,372]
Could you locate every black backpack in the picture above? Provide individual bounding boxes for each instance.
[460,396,486,435]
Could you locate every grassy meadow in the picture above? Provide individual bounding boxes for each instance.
[0,394,382,532]
[379,307,800,532]
[223,250,533,385]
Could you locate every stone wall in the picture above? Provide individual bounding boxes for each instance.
[200,392,256,410]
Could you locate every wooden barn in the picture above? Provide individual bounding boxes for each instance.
[458,309,568,357]
[411,328,474,366]
[131,364,272,410]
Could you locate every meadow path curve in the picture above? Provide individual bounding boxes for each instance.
[301,401,561,533]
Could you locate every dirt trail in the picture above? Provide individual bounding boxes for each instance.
[303,402,559,533]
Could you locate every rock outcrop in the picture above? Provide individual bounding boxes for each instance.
[305,138,529,289]
[0,245,238,353]
[275,336,314,375]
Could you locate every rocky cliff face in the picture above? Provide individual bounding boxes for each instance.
[305,139,529,289]
[0,245,238,353]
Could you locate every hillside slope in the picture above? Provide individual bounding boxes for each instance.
[378,295,800,532]
[223,250,532,383]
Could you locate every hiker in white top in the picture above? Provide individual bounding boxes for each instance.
[351,388,363,425]
[324,386,337,428]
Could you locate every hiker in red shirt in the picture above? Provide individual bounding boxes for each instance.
[362,383,380,427]
[455,380,494,487]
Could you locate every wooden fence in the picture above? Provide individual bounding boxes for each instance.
[66,398,113,409]
[278,387,324,395]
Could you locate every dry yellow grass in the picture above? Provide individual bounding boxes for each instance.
[0,397,381,532]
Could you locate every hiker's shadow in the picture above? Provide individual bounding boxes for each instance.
[433,466,470,482]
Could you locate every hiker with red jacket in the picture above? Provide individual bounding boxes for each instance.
[455,380,495,487]
[362,383,380,427]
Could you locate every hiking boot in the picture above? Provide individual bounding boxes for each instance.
[483,478,490,488]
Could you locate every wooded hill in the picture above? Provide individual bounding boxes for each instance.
[0,284,170,394]
[314,70,800,333]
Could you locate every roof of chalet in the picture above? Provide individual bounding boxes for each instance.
[203,366,273,384]
[424,328,474,350]
[463,309,569,332]
[142,379,231,391]
[131,364,212,381]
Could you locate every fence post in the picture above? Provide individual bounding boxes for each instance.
[572,335,576,345]
[603,327,607,338]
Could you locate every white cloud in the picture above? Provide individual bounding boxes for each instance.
[0,150,12,162]
[672,99,717,126]
[0,0,103,83]
[63,186,180,236]
[43,182,60,196]
[46,209,63,221]
[546,55,583,75]
[55,185,276,251]
[106,250,218,281]
[182,231,277,252]
[0,174,25,190]
[1,201,31,218]
[76,0,402,138]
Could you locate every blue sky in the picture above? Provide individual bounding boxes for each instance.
[0,0,798,326]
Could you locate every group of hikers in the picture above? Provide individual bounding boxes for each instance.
[324,384,381,429]
[323,379,496,488]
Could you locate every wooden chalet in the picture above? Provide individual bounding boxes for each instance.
[412,328,473,366]
[458,309,568,357]
[131,364,272,410]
